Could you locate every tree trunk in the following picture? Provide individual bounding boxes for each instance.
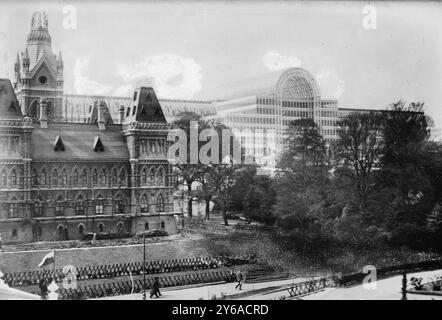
[222,204,228,226]
[187,182,193,217]
[205,197,211,220]
[187,197,193,217]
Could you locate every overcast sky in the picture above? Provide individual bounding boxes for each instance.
[0,1,441,127]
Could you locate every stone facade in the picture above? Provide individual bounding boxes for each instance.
[0,12,177,244]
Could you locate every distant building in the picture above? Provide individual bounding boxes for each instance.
[426,115,442,142]
[0,12,177,244]
[196,68,339,170]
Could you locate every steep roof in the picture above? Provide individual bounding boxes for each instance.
[31,123,129,160]
[63,94,215,124]
[0,79,23,119]
[124,87,166,123]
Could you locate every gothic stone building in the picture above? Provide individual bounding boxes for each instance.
[0,12,177,244]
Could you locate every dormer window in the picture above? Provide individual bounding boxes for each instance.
[133,91,138,101]
[39,75,47,84]
[126,107,130,117]
[132,105,136,116]
[54,135,65,151]
[93,136,104,152]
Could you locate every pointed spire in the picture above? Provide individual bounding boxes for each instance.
[14,53,20,73]
[57,50,63,62]
[23,48,29,60]
[31,12,48,30]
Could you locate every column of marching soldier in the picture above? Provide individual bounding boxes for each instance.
[2,255,256,299]
[58,270,238,300]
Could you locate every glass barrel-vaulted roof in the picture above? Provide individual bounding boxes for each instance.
[275,68,320,100]
[195,67,321,101]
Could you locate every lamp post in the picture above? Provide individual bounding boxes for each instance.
[142,232,146,300]
[401,271,407,300]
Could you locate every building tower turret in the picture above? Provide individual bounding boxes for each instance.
[15,12,64,122]
[14,53,21,88]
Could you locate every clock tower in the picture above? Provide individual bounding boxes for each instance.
[14,11,64,122]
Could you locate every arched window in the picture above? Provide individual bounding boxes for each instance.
[55,196,64,216]
[78,224,85,235]
[144,222,149,231]
[41,169,47,185]
[160,221,165,229]
[52,169,58,187]
[156,194,165,212]
[149,167,155,185]
[112,169,118,185]
[29,100,39,120]
[97,223,105,233]
[73,169,79,186]
[80,169,87,185]
[9,197,18,218]
[32,169,38,186]
[34,198,44,217]
[115,195,124,214]
[92,168,98,185]
[156,167,165,186]
[140,194,148,213]
[117,222,124,233]
[61,169,68,186]
[119,169,126,186]
[57,225,65,240]
[46,100,54,121]
[95,195,104,214]
[10,169,17,186]
[100,169,106,185]
[1,169,7,186]
[141,167,147,185]
[75,195,84,215]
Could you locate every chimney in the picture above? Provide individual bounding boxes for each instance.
[97,101,106,130]
[39,98,48,128]
[119,105,125,124]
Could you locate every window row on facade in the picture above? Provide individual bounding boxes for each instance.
[0,167,20,187]
[0,165,167,189]
[5,191,167,219]
[9,220,166,241]
[139,138,167,156]
[29,166,129,188]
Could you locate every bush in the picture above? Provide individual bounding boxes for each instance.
[81,232,132,241]
[389,223,429,249]
[134,229,168,239]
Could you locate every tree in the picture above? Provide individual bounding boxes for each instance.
[279,118,329,170]
[336,111,385,206]
[229,164,276,224]
[172,112,211,217]
[377,101,439,234]
[379,101,431,202]
[206,158,238,226]
[274,118,332,232]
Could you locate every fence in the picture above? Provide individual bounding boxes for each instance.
[283,278,334,298]
[337,259,442,287]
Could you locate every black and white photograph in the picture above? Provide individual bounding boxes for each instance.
[0,0,442,308]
